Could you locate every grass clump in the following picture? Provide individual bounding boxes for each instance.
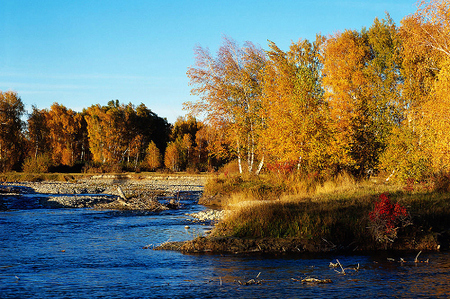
[200,173,285,206]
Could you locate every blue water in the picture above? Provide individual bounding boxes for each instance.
[1,195,449,298]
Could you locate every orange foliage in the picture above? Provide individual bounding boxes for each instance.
[261,36,331,173]
[46,103,82,166]
[0,91,25,171]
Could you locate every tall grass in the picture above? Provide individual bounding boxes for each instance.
[205,171,449,250]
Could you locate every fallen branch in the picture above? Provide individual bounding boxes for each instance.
[292,277,332,284]
[388,251,429,263]
[330,259,359,273]
[335,259,346,274]
[235,272,262,285]
[415,251,422,263]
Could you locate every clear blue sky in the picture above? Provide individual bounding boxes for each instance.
[1,0,417,124]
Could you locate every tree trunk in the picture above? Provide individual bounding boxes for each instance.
[255,156,264,175]
[237,139,243,174]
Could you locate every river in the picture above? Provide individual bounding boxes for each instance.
[1,192,449,298]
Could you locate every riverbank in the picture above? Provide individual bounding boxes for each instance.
[156,173,450,254]
[3,172,450,254]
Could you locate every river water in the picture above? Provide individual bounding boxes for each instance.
[1,192,449,298]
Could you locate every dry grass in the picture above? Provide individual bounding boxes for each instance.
[205,172,450,251]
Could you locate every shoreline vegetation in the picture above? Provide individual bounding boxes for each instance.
[1,171,450,254]
[157,171,450,254]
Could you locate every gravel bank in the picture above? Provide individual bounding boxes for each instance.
[0,175,206,210]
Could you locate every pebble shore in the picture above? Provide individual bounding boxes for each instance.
[187,209,226,223]
[0,175,206,210]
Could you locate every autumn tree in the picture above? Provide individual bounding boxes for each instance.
[84,100,170,169]
[0,91,25,171]
[185,36,266,174]
[261,36,331,174]
[145,141,161,171]
[170,116,203,170]
[164,142,180,172]
[397,0,450,175]
[322,15,402,177]
[45,103,83,166]
[27,105,50,159]
[194,124,232,171]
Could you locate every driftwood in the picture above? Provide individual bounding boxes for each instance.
[291,277,332,284]
[235,272,262,285]
[330,259,359,274]
[388,251,429,263]
[117,186,127,200]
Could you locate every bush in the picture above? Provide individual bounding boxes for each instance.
[22,154,52,173]
[219,160,241,176]
[368,193,411,245]
[430,172,450,193]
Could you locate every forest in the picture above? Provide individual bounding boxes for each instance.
[0,95,218,173]
[1,0,449,183]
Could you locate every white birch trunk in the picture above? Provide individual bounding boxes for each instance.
[255,156,264,175]
[237,139,243,174]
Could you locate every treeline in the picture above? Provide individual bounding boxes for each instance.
[185,0,450,182]
[0,94,227,173]
[2,0,449,182]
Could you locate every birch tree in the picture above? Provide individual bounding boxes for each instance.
[185,36,266,174]
[261,36,331,174]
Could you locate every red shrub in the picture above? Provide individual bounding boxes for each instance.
[369,193,411,244]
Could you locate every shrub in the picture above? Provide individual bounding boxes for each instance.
[22,154,52,173]
[368,193,412,245]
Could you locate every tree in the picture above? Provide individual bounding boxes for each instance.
[145,141,161,171]
[185,36,267,174]
[27,105,50,159]
[164,142,180,172]
[322,16,402,178]
[0,91,25,171]
[261,36,331,174]
[382,0,450,180]
[194,124,232,171]
[170,116,204,170]
[409,0,450,173]
[46,103,82,166]
[84,101,170,169]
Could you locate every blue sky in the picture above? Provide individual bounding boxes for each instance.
[1,0,417,123]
